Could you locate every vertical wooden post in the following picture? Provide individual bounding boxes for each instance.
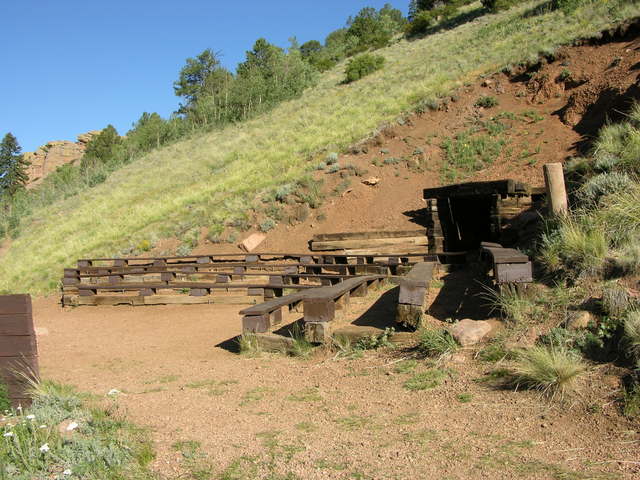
[0,294,39,407]
[543,163,568,216]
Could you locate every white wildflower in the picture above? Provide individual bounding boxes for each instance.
[39,443,50,453]
[66,422,78,431]
[39,425,47,429]
[63,469,72,475]
[107,388,121,396]
[3,432,13,437]
[26,414,35,420]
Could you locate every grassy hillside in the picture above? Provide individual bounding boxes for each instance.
[2,0,639,295]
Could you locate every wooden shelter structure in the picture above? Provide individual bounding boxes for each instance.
[423,179,545,252]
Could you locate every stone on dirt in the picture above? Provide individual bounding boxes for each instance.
[450,319,493,346]
[565,310,595,330]
[362,177,380,186]
[239,233,266,252]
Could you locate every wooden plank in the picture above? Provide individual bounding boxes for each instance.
[423,179,528,199]
[305,322,332,343]
[311,236,428,252]
[313,229,427,242]
[495,262,533,284]
[0,295,32,316]
[253,333,295,352]
[343,245,429,255]
[0,356,39,380]
[0,336,37,357]
[0,314,36,335]
[243,315,270,333]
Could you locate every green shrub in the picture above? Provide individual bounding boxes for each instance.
[484,284,536,324]
[481,0,522,13]
[326,152,339,165]
[0,381,10,412]
[475,95,499,108]
[356,327,395,350]
[601,282,632,318]
[593,121,640,175]
[417,326,458,357]
[403,369,449,391]
[259,218,276,233]
[623,311,640,361]
[406,4,459,36]
[576,172,633,206]
[344,54,385,83]
[510,346,586,399]
[0,380,154,479]
[623,382,640,418]
[551,0,586,14]
[597,184,640,246]
[538,215,607,277]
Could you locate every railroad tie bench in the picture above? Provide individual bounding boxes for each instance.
[480,242,532,285]
[240,275,384,344]
[303,275,384,343]
[65,282,316,306]
[395,261,438,330]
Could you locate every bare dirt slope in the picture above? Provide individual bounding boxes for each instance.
[181,30,640,255]
[33,31,640,480]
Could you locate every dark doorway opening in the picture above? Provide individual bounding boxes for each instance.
[438,195,494,251]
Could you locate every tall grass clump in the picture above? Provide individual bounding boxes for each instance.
[0,380,154,480]
[623,310,640,362]
[510,345,586,399]
[538,216,607,277]
[417,326,459,357]
[597,183,640,246]
[2,0,640,294]
[484,284,536,324]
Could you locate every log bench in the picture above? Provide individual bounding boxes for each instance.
[303,275,384,343]
[480,242,532,284]
[395,262,438,330]
[239,275,384,343]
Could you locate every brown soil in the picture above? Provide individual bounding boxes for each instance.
[32,29,640,480]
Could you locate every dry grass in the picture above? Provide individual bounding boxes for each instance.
[2,0,639,294]
[510,345,587,399]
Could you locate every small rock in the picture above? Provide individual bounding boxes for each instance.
[450,319,493,346]
[57,420,78,440]
[362,177,380,186]
[239,233,266,252]
[565,310,595,330]
[481,79,493,87]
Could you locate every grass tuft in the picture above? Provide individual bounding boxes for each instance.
[510,346,586,399]
[417,326,458,357]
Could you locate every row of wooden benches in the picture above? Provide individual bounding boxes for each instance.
[75,252,463,268]
[240,243,533,344]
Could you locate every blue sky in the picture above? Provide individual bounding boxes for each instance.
[2,1,407,151]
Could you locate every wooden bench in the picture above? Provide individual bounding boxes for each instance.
[240,292,308,334]
[480,242,532,284]
[76,252,435,268]
[239,275,384,342]
[303,275,384,343]
[395,262,438,330]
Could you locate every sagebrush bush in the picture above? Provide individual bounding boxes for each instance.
[577,172,633,206]
[344,54,385,83]
[511,346,586,398]
[601,282,633,318]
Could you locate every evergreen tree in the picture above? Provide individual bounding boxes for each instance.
[0,133,29,198]
[80,125,123,170]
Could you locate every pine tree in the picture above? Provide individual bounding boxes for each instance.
[0,133,29,198]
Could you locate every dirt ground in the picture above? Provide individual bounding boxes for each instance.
[23,26,640,480]
[34,279,639,479]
